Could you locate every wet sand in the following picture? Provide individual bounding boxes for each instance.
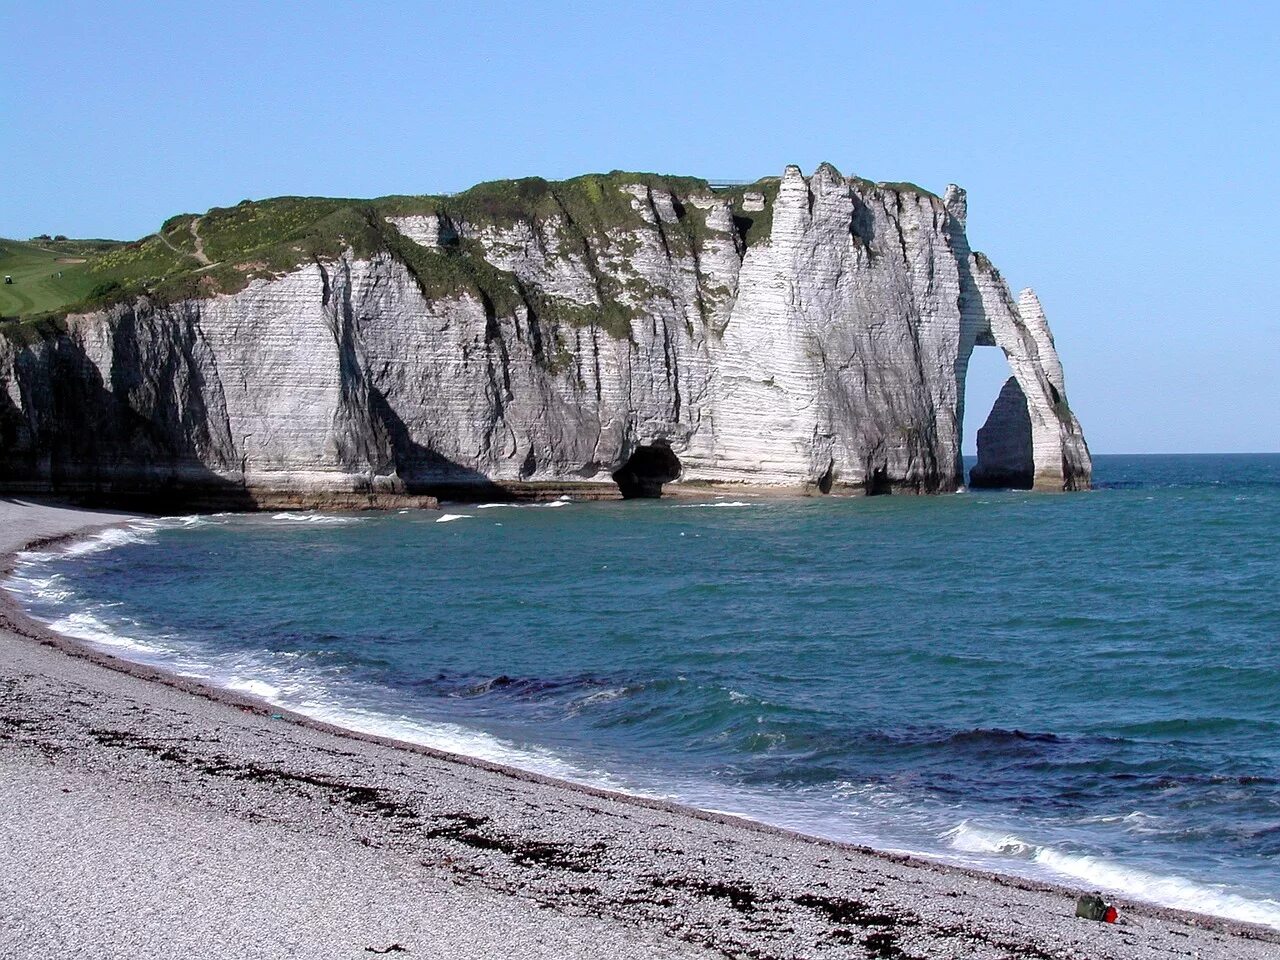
[2,497,1277,959]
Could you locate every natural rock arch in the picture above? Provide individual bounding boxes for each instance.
[959,287,1092,492]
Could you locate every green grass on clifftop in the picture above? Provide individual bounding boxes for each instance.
[0,168,939,344]
[0,238,122,319]
[1,172,748,340]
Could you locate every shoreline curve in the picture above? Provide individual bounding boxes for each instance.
[2,496,1278,958]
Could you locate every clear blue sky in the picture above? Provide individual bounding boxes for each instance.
[5,1,1278,453]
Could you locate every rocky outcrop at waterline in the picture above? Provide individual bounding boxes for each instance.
[0,165,1090,504]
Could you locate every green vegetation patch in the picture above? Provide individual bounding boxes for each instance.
[378,171,743,337]
[386,230,639,341]
[0,238,122,320]
[2,198,393,337]
[384,232,526,319]
[83,234,200,297]
[846,177,940,202]
[0,312,71,348]
[379,171,715,241]
[875,181,939,199]
[1,169,780,347]
[195,197,372,264]
[716,178,781,248]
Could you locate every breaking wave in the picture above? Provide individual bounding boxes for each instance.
[943,822,1280,927]
[268,513,366,525]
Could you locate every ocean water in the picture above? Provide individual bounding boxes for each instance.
[7,454,1280,926]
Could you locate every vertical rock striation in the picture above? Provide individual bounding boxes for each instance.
[0,165,1090,503]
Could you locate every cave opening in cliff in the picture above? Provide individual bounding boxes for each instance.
[866,466,892,496]
[612,443,682,499]
[817,462,835,495]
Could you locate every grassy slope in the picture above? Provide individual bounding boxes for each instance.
[0,169,938,340]
[0,239,123,318]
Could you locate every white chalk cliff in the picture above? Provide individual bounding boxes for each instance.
[0,165,1090,503]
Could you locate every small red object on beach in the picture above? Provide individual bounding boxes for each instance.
[1104,906,1118,923]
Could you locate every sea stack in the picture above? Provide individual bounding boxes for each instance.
[0,165,1090,504]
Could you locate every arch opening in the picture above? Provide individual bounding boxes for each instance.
[969,374,1035,490]
[962,346,1015,458]
[612,443,682,499]
[962,344,1035,490]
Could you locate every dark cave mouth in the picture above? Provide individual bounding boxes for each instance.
[866,466,893,496]
[613,444,682,499]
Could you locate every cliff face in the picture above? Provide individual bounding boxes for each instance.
[0,165,1090,503]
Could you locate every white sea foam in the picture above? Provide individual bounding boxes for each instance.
[943,821,1280,928]
[225,676,284,700]
[944,822,1040,859]
[14,515,218,570]
[436,513,472,523]
[5,550,626,788]
[268,513,364,525]
[294,703,600,781]
[1074,809,1163,832]
[165,515,214,528]
[566,688,627,715]
[200,656,622,785]
[676,501,754,509]
[59,525,156,557]
[1,514,238,661]
[45,610,167,656]
[5,572,73,604]
[476,497,570,510]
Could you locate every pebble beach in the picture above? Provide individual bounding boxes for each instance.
[2,498,1278,960]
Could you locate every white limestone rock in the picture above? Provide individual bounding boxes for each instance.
[383,214,453,248]
[943,184,967,226]
[0,166,1091,500]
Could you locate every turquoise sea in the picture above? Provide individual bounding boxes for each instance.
[8,454,1280,926]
